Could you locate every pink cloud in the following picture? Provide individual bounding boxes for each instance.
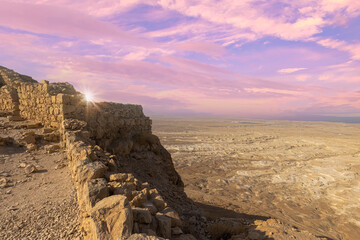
[316,38,360,60]
[156,0,341,41]
[9,0,150,17]
[278,68,307,74]
[0,1,148,45]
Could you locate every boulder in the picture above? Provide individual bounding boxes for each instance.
[89,195,133,239]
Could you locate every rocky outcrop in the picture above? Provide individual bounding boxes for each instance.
[0,66,193,239]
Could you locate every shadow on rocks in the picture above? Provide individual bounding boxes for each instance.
[180,202,273,240]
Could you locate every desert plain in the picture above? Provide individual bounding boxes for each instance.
[153,117,360,240]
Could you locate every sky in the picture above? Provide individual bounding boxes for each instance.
[0,0,360,121]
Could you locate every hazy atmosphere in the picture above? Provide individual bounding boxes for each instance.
[1,0,360,121]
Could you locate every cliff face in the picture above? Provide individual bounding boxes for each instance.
[0,66,190,239]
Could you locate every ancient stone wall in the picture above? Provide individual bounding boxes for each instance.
[0,66,192,239]
[15,80,91,129]
[0,85,19,114]
[83,102,152,154]
[63,122,182,239]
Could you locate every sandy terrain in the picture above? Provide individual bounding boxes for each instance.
[0,117,81,240]
[153,117,360,240]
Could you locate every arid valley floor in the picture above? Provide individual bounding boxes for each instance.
[153,117,360,240]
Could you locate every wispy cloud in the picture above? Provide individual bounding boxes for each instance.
[278,68,307,74]
[316,38,360,60]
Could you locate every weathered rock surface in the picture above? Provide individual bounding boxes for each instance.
[88,195,133,239]
[133,207,152,224]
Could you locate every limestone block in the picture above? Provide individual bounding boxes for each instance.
[150,190,166,210]
[56,93,63,103]
[131,190,148,207]
[132,208,152,224]
[161,207,182,227]
[43,132,60,142]
[27,122,42,129]
[109,173,128,182]
[109,182,136,199]
[7,115,24,121]
[74,161,107,185]
[43,128,53,134]
[89,195,133,239]
[83,178,109,211]
[50,121,60,128]
[109,173,135,183]
[142,201,158,215]
[155,213,171,239]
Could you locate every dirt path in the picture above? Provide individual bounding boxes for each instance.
[0,117,82,240]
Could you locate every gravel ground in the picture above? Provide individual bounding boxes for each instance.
[0,117,82,240]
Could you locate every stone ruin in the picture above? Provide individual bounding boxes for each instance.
[0,66,196,240]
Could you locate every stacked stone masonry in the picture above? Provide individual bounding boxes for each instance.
[0,66,192,239]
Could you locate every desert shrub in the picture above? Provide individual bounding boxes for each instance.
[207,222,245,239]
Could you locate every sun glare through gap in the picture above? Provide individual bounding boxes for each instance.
[85,92,94,102]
